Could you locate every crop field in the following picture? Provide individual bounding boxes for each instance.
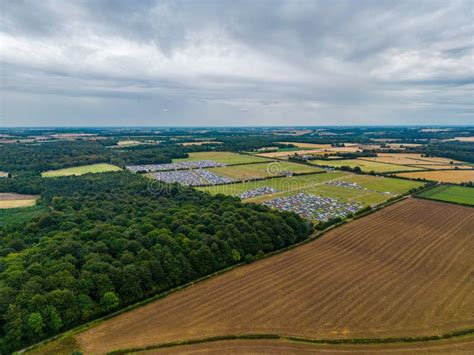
[414,164,474,170]
[324,146,361,153]
[207,161,323,180]
[254,149,330,158]
[116,140,142,146]
[0,171,7,177]
[308,159,422,173]
[341,174,425,195]
[277,142,333,149]
[385,143,423,148]
[180,141,222,146]
[453,136,474,142]
[396,170,474,184]
[418,185,474,206]
[0,193,38,209]
[174,151,271,165]
[65,199,473,354]
[0,205,47,228]
[255,146,364,159]
[363,153,467,166]
[42,163,121,177]
[198,172,423,206]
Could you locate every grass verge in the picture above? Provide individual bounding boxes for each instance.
[107,329,474,354]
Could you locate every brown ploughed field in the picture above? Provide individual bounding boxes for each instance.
[73,198,474,354]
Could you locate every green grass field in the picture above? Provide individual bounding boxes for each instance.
[341,175,425,195]
[208,161,323,180]
[418,185,474,206]
[42,163,121,177]
[308,159,423,173]
[174,151,271,165]
[198,172,423,206]
[0,205,48,229]
[198,171,346,196]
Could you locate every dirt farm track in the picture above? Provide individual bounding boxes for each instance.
[66,199,474,354]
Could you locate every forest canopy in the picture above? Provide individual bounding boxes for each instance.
[0,172,310,352]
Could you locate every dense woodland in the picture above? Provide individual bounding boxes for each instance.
[0,172,309,352]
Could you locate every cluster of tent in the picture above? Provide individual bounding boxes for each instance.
[149,169,234,186]
[239,186,277,199]
[263,192,361,222]
[126,160,225,173]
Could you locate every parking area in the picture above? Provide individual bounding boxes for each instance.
[239,187,277,199]
[126,160,226,173]
[149,169,234,186]
[263,192,361,222]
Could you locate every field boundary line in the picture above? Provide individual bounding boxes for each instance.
[106,329,474,354]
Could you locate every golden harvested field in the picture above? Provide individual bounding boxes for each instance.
[309,158,420,173]
[415,164,474,170]
[386,143,423,148]
[0,193,38,209]
[141,337,474,354]
[365,153,466,166]
[325,146,361,153]
[180,141,222,146]
[454,136,474,142]
[397,170,474,183]
[71,199,474,354]
[277,142,332,149]
[116,140,142,146]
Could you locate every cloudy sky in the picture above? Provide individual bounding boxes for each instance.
[0,0,472,126]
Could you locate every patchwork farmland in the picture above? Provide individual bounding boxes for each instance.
[140,154,424,223]
[362,153,467,166]
[47,198,473,355]
[308,158,422,173]
[255,149,332,158]
[198,172,423,206]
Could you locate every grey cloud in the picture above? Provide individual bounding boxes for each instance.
[0,0,473,126]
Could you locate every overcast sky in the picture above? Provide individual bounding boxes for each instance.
[0,0,473,127]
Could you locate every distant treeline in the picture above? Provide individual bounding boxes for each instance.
[0,137,293,175]
[0,141,187,174]
[408,142,474,164]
